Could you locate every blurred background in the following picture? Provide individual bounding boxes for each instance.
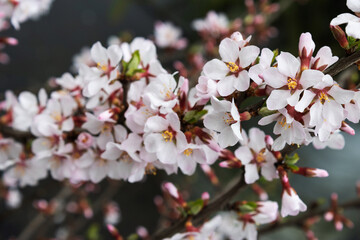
[1,0,360,239]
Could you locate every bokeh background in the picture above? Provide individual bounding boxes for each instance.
[1,0,360,239]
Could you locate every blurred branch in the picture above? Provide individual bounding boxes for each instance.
[151,172,246,240]
[17,186,73,240]
[259,197,360,235]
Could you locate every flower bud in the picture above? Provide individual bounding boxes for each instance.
[340,121,355,135]
[330,25,349,49]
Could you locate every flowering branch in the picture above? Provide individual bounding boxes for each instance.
[151,173,246,240]
[323,50,360,76]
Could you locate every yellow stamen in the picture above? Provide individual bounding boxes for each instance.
[145,164,157,175]
[319,92,329,104]
[97,62,108,72]
[256,152,265,163]
[226,62,239,73]
[162,130,173,142]
[278,117,291,129]
[222,112,236,125]
[287,77,297,90]
[183,148,193,156]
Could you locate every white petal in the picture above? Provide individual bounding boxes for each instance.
[346,20,360,39]
[277,52,300,78]
[266,90,291,110]
[239,45,260,68]
[263,67,287,88]
[295,90,316,112]
[203,59,228,80]
[234,146,253,164]
[328,85,354,104]
[300,69,324,89]
[330,13,359,26]
[244,164,259,184]
[219,38,239,62]
[90,42,108,64]
[233,71,250,92]
[217,75,236,96]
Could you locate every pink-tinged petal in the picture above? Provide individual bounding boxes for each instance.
[299,32,315,57]
[263,67,287,88]
[234,70,250,92]
[144,133,164,154]
[178,156,197,175]
[19,91,37,111]
[328,85,354,104]
[345,102,360,123]
[239,45,260,68]
[272,136,286,151]
[346,20,360,40]
[313,74,334,89]
[258,113,281,126]
[244,163,259,184]
[323,100,344,127]
[261,164,278,181]
[330,13,359,26]
[167,112,181,132]
[231,122,242,141]
[113,125,127,143]
[234,146,253,164]
[249,64,264,85]
[210,96,231,112]
[75,151,95,168]
[62,118,74,132]
[248,128,266,152]
[347,0,360,12]
[204,112,228,132]
[218,127,239,148]
[107,45,123,66]
[156,142,178,164]
[312,47,338,69]
[97,131,114,150]
[287,89,302,106]
[295,90,316,112]
[120,133,142,154]
[217,75,236,96]
[89,162,108,183]
[144,116,168,132]
[82,113,103,134]
[309,101,323,127]
[266,90,291,110]
[281,188,307,217]
[101,142,122,161]
[203,59,228,80]
[90,42,108,64]
[276,52,300,78]
[260,48,274,67]
[300,69,324,89]
[85,78,107,97]
[219,38,239,62]
[328,133,345,150]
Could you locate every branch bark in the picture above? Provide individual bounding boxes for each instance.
[151,173,246,240]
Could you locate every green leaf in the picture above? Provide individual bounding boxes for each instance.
[258,107,277,117]
[183,110,207,124]
[272,49,279,65]
[285,153,300,165]
[239,202,257,213]
[127,234,139,240]
[287,164,299,171]
[187,199,204,215]
[86,223,100,240]
[125,50,141,77]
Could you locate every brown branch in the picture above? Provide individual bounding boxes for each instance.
[259,197,360,235]
[324,50,360,77]
[150,173,246,240]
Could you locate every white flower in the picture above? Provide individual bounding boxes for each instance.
[312,131,345,150]
[194,75,218,105]
[143,73,178,112]
[154,21,187,49]
[203,97,242,148]
[192,11,229,37]
[143,112,187,165]
[248,48,274,85]
[235,128,277,184]
[203,37,259,96]
[281,188,307,217]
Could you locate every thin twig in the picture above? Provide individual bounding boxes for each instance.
[259,197,360,235]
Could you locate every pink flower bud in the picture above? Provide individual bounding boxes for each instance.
[201,192,210,201]
[76,132,93,149]
[335,221,343,231]
[340,122,355,135]
[324,211,334,221]
[162,182,179,199]
[136,226,149,238]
